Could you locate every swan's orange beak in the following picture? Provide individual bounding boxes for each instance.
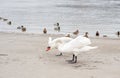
[46,46,51,51]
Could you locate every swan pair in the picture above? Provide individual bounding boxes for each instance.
[46,36,97,63]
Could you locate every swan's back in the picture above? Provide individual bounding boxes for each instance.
[69,36,91,47]
[48,37,73,48]
[53,37,73,43]
[60,36,91,52]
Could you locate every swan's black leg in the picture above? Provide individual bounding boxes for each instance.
[67,55,77,64]
[56,53,63,56]
[74,56,77,63]
[72,54,75,61]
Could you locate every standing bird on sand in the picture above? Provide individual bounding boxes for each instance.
[43,28,47,34]
[73,29,79,35]
[96,31,100,37]
[84,32,89,38]
[3,18,8,21]
[116,31,120,37]
[7,21,12,25]
[54,22,60,32]
[46,36,97,63]
[0,17,3,20]
[21,26,26,32]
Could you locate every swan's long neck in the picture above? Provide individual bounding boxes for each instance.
[57,43,64,52]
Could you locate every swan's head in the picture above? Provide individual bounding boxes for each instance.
[46,37,57,51]
[46,46,51,51]
[46,42,57,51]
[46,37,62,51]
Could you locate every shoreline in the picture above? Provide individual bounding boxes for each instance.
[0,31,120,40]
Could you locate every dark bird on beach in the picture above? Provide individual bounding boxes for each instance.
[3,18,8,21]
[84,32,89,38]
[103,35,107,37]
[43,28,47,34]
[96,31,100,37]
[17,26,21,29]
[54,22,60,32]
[65,33,71,37]
[73,29,79,35]
[0,17,2,20]
[21,26,26,32]
[116,31,120,37]
[54,26,60,31]
[7,21,12,25]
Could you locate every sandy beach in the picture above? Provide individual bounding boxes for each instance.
[0,32,120,78]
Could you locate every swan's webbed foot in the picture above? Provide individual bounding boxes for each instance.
[56,53,63,56]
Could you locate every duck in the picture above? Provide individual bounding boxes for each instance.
[0,17,3,20]
[21,26,26,32]
[43,28,47,34]
[7,21,12,25]
[46,35,97,63]
[54,23,60,32]
[65,30,79,38]
[17,26,21,29]
[73,29,79,35]
[3,18,8,21]
[65,33,71,37]
[84,32,89,38]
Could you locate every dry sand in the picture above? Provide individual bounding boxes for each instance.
[0,32,120,78]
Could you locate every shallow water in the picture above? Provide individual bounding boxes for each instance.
[0,0,120,37]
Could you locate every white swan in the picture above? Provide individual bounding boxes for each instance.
[46,36,97,63]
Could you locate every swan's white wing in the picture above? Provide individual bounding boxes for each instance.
[59,37,73,43]
[64,36,91,49]
[51,37,73,44]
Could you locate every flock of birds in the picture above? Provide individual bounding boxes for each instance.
[0,17,26,32]
[0,17,119,37]
[0,15,119,65]
[0,17,96,64]
[0,17,119,64]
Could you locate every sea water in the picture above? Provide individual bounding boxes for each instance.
[0,0,120,37]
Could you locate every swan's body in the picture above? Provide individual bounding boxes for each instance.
[46,36,97,63]
[58,36,91,52]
